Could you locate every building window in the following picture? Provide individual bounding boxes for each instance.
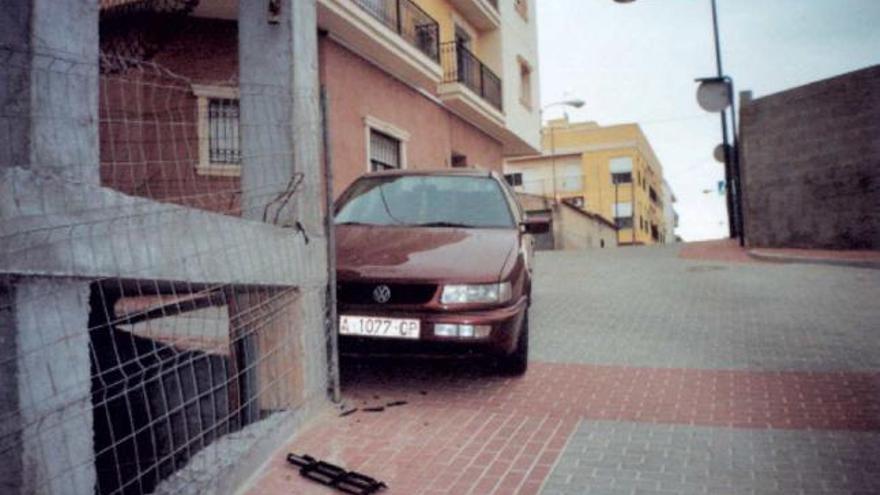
[364,115,409,172]
[615,216,632,229]
[504,173,523,186]
[611,172,632,184]
[208,99,241,165]
[452,152,468,168]
[515,0,528,21]
[518,57,532,109]
[369,130,401,171]
[193,84,241,176]
[560,163,582,192]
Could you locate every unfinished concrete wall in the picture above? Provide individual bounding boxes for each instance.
[0,279,94,495]
[0,1,99,493]
[739,65,880,249]
[1,2,332,495]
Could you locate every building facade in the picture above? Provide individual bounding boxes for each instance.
[316,0,544,192]
[102,0,543,209]
[517,193,618,250]
[662,178,679,242]
[504,117,671,245]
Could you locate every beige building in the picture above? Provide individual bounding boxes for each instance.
[505,117,672,245]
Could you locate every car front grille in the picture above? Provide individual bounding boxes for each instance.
[337,282,438,306]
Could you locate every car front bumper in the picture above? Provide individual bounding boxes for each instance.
[338,295,528,357]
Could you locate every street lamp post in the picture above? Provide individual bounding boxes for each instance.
[541,99,585,203]
[614,0,743,244]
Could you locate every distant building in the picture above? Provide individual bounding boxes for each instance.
[662,178,679,243]
[517,193,618,250]
[504,117,671,246]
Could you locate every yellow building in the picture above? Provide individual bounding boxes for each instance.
[504,117,671,245]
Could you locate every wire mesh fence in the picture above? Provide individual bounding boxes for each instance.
[1,4,330,494]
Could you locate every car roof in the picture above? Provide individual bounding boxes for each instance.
[363,168,497,179]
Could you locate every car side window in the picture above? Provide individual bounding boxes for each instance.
[496,175,523,224]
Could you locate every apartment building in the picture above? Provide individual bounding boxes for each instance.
[504,117,671,245]
[317,0,542,194]
[99,0,542,210]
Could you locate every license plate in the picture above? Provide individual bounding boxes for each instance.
[339,315,420,340]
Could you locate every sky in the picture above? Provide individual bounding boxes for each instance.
[536,0,880,241]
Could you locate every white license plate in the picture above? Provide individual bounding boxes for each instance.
[339,315,420,340]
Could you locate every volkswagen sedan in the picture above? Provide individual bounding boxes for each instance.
[334,169,548,374]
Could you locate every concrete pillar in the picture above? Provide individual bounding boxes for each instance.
[0,0,99,183]
[0,279,95,495]
[238,0,323,233]
[236,0,329,418]
[0,1,99,493]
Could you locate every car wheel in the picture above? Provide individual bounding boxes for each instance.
[499,310,529,376]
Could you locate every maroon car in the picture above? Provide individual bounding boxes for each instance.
[334,169,549,374]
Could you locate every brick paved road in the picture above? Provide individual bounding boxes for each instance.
[246,243,880,495]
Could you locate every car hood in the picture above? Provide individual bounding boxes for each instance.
[336,225,516,283]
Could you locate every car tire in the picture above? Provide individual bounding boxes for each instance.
[499,310,529,376]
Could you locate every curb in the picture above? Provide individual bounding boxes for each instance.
[747,250,880,270]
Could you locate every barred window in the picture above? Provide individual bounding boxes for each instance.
[370,129,401,171]
[208,98,241,165]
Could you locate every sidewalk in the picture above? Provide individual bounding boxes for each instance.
[749,246,880,269]
[679,238,880,269]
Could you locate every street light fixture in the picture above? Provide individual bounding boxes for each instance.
[541,99,585,203]
[612,0,744,245]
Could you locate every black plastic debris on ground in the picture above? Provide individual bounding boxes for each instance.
[362,406,385,412]
[385,400,407,407]
[287,453,387,494]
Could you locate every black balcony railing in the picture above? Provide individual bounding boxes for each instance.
[440,41,502,112]
[351,0,440,62]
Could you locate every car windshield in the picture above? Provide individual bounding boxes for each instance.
[335,175,515,228]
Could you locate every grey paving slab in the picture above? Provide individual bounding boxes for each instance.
[542,419,880,495]
[530,246,880,371]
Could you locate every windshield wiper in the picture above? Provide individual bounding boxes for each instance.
[335,221,373,226]
[413,221,474,228]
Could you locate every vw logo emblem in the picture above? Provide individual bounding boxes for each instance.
[372,285,391,304]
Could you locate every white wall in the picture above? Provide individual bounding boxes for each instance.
[499,0,541,153]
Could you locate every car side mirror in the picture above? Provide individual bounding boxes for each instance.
[521,216,550,234]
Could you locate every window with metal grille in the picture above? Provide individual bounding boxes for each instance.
[370,129,401,171]
[208,98,241,164]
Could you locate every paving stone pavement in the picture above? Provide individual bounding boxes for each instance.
[532,245,880,371]
[543,420,880,495]
[245,244,880,495]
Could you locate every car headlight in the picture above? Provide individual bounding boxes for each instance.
[441,282,512,304]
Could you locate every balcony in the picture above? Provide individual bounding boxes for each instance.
[441,42,502,111]
[317,0,442,89]
[437,41,504,138]
[447,0,500,30]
